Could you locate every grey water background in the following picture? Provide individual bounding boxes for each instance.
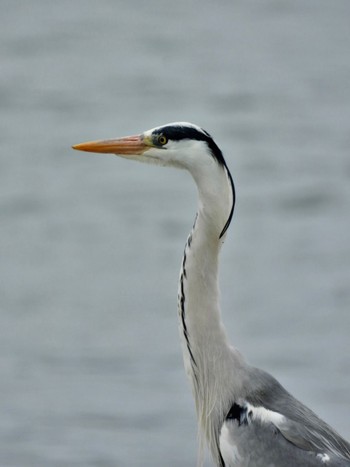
[1,1,350,466]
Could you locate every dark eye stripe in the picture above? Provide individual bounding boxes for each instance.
[153,125,207,142]
[152,125,226,166]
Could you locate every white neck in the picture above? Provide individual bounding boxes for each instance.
[177,160,244,465]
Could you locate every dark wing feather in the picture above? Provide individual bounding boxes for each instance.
[244,366,350,461]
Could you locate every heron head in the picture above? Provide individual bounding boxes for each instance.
[72,122,227,172]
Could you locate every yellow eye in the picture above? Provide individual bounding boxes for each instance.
[158,135,168,145]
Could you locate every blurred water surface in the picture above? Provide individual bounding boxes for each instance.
[1,1,350,466]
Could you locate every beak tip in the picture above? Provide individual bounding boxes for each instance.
[72,142,91,152]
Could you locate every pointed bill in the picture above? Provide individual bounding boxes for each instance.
[72,135,149,156]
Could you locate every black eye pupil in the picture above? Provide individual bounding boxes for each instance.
[158,135,167,145]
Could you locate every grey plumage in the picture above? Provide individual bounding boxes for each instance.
[220,366,350,466]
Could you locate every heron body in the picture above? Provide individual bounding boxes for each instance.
[73,122,350,466]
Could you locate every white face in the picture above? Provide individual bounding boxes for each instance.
[138,122,220,171]
[139,140,207,169]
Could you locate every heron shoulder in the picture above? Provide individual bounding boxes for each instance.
[220,367,350,465]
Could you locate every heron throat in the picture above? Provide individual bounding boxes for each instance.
[177,163,237,466]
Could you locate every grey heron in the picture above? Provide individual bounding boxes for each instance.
[73,122,350,466]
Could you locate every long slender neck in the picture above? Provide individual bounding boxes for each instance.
[183,163,233,349]
[178,161,242,465]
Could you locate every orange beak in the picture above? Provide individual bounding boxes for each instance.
[72,135,149,156]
